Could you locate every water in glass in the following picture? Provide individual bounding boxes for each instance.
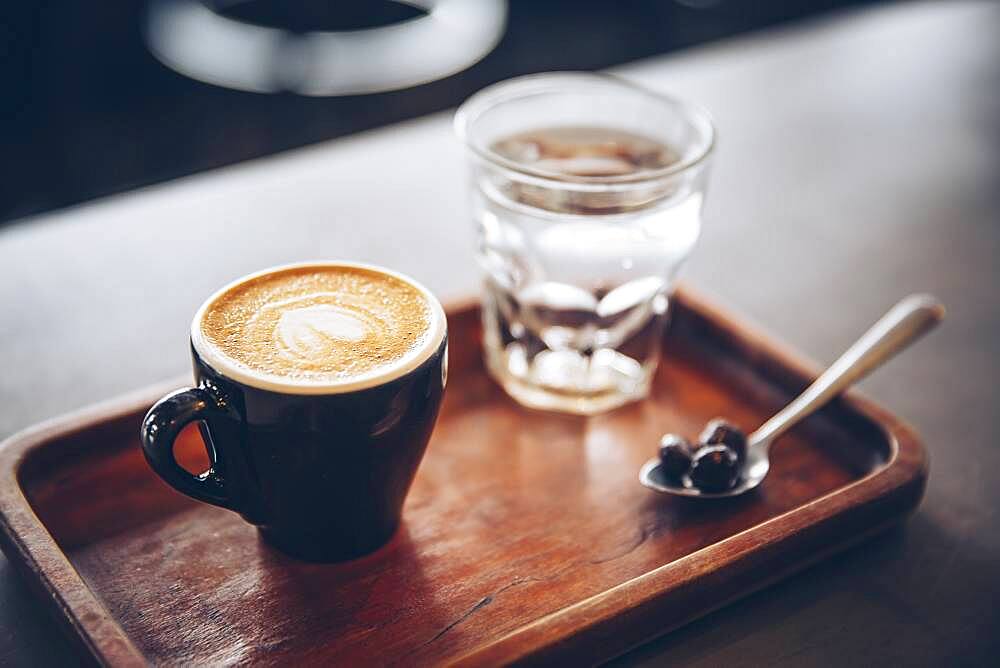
[475,125,703,413]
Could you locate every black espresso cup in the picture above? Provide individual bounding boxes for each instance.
[140,262,447,561]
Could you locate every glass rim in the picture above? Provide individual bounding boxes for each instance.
[454,71,716,185]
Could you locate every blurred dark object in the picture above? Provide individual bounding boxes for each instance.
[0,0,884,223]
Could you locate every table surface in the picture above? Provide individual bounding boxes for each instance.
[2,2,998,665]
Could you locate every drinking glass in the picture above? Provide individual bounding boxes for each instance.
[455,72,715,414]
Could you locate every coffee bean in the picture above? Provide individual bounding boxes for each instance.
[658,434,694,480]
[689,444,740,492]
[699,418,748,462]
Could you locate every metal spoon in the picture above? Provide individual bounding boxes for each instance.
[640,294,944,499]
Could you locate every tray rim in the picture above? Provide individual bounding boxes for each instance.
[0,286,928,667]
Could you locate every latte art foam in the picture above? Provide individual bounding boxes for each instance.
[197,265,434,384]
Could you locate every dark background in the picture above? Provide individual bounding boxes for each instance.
[1,0,885,224]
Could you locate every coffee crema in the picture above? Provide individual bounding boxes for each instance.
[196,265,436,386]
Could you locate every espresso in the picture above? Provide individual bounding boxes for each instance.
[198,265,433,383]
[144,262,448,561]
[491,126,680,178]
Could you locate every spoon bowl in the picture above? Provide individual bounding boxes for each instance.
[640,294,944,499]
[640,438,771,498]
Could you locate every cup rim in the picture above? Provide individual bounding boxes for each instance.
[190,261,447,395]
[453,71,716,185]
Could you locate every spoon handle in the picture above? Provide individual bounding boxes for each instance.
[749,294,944,447]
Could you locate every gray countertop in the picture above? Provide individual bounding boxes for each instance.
[2,2,998,664]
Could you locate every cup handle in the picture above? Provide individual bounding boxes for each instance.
[140,387,233,509]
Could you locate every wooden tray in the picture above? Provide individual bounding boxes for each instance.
[0,288,927,667]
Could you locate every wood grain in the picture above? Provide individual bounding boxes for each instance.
[0,290,926,666]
